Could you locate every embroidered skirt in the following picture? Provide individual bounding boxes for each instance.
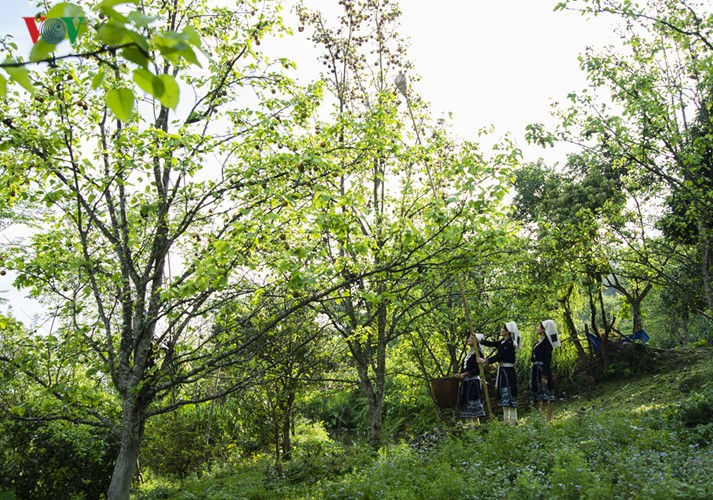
[459,376,485,418]
[530,362,555,402]
[495,365,518,407]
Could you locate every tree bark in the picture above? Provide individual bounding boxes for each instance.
[597,283,611,367]
[587,280,599,340]
[281,391,295,461]
[560,284,586,359]
[606,274,652,334]
[681,309,690,344]
[699,224,713,315]
[631,300,643,334]
[367,385,385,448]
[368,286,388,449]
[107,399,146,500]
[351,356,383,448]
[630,282,652,335]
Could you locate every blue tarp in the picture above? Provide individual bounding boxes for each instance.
[586,332,601,351]
[624,329,650,343]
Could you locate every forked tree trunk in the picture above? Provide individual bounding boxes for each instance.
[560,284,586,359]
[607,274,652,334]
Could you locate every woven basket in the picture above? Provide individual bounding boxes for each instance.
[430,377,460,408]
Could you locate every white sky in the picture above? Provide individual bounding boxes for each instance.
[0,0,620,325]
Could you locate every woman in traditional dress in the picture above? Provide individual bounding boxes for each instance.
[531,320,557,422]
[477,322,521,424]
[455,332,486,425]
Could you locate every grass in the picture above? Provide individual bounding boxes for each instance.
[135,347,713,499]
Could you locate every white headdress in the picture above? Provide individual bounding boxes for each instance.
[542,319,561,348]
[468,333,486,354]
[505,322,521,350]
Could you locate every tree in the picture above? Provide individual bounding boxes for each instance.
[296,0,513,447]
[0,1,198,120]
[0,0,331,497]
[231,293,336,462]
[547,0,713,316]
[513,153,629,365]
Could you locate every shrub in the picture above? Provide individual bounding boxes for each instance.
[301,388,369,440]
[142,409,217,478]
[0,418,117,500]
[678,388,713,428]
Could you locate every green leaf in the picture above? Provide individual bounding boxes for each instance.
[157,74,180,109]
[132,68,165,97]
[0,74,6,97]
[96,0,139,24]
[46,2,84,16]
[152,32,201,66]
[121,46,150,68]
[182,25,202,47]
[152,32,184,51]
[180,46,200,66]
[125,28,150,53]
[97,20,131,45]
[99,7,129,24]
[91,69,107,90]
[3,62,35,94]
[186,110,204,124]
[106,88,135,121]
[9,406,25,417]
[97,0,139,8]
[97,0,139,9]
[128,11,159,28]
[29,38,56,62]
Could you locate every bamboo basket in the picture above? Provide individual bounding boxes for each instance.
[430,377,460,408]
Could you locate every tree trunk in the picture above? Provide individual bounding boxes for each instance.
[273,408,280,463]
[584,323,594,360]
[107,400,146,500]
[266,391,283,462]
[367,385,385,448]
[598,285,611,367]
[563,305,586,359]
[281,391,295,461]
[368,292,388,449]
[586,275,610,368]
[561,284,586,359]
[629,283,652,334]
[597,282,610,343]
[586,281,609,366]
[352,345,386,449]
[587,281,599,340]
[699,224,713,315]
[681,310,690,344]
[631,300,643,334]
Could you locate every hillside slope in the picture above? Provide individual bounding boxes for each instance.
[137,347,713,499]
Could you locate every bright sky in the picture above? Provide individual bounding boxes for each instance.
[280,0,621,160]
[0,0,620,324]
[399,1,619,154]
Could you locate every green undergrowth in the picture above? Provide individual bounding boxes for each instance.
[135,348,713,500]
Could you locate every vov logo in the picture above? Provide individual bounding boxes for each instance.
[23,16,85,45]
